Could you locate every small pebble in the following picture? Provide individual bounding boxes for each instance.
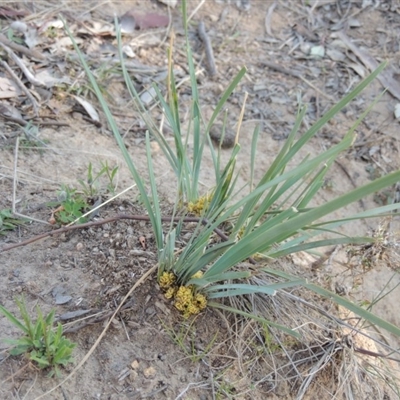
[209,124,236,148]
[143,366,156,378]
[111,318,122,330]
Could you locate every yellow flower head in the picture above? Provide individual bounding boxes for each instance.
[174,300,186,312]
[187,303,200,316]
[164,287,177,299]
[194,293,207,310]
[161,277,208,318]
[187,193,213,216]
[159,272,176,289]
[175,286,193,304]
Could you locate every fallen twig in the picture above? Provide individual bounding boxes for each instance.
[0,33,45,60]
[0,42,46,88]
[62,301,135,333]
[0,59,39,116]
[198,20,217,77]
[0,112,70,127]
[1,212,258,265]
[0,214,230,252]
[265,2,277,37]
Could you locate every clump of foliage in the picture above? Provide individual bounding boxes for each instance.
[52,161,118,224]
[77,161,118,198]
[65,0,400,339]
[0,209,27,235]
[0,297,75,377]
[53,184,89,224]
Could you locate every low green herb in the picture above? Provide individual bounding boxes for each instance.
[0,209,27,235]
[55,184,88,224]
[78,161,118,198]
[0,297,76,377]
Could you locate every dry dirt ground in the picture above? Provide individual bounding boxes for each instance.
[1,1,400,399]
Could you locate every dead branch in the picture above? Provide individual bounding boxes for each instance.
[198,20,217,77]
[0,33,45,60]
[0,59,39,116]
[0,42,46,88]
[0,214,230,252]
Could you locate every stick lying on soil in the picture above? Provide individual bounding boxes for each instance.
[198,20,217,77]
[1,213,258,264]
[0,214,230,252]
[0,33,45,60]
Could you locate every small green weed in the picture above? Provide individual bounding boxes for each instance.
[0,209,27,235]
[77,161,118,198]
[52,162,117,224]
[0,297,76,377]
[57,197,88,224]
[6,27,24,44]
[54,184,89,224]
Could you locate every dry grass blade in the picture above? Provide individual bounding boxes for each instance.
[224,265,400,398]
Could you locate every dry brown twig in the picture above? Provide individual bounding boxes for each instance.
[62,300,135,334]
[0,42,46,89]
[198,20,217,77]
[0,33,44,60]
[0,57,39,116]
[0,214,230,253]
[0,112,70,128]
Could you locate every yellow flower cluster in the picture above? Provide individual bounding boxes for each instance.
[191,271,204,279]
[174,286,207,318]
[159,271,176,289]
[164,287,176,299]
[158,271,207,318]
[187,193,213,216]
